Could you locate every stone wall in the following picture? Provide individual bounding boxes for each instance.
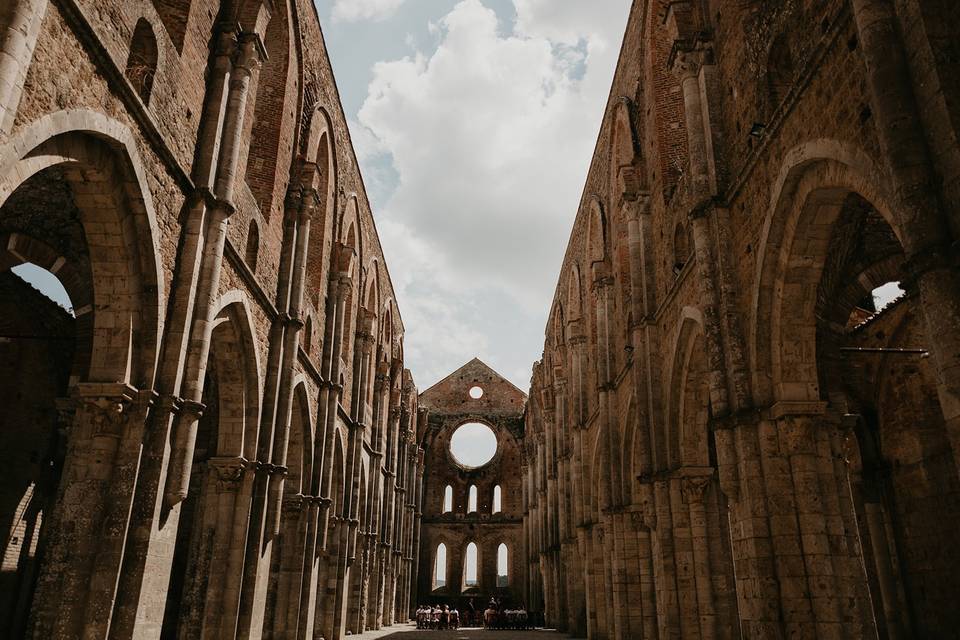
[0,1,422,638]
[523,1,960,638]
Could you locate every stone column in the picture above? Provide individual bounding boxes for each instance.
[165,33,261,510]
[851,0,960,470]
[102,27,258,638]
[199,456,255,639]
[317,269,352,549]
[28,383,140,639]
[0,0,46,135]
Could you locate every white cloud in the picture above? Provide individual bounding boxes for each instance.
[331,0,405,23]
[354,0,630,388]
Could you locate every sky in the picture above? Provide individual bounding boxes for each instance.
[314,0,634,390]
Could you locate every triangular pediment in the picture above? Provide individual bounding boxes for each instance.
[418,357,526,414]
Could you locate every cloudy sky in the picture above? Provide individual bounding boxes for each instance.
[314,0,633,390]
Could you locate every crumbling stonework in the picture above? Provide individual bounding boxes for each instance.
[522,1,960,639]
[0,1,422,638]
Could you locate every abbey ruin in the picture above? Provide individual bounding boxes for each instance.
[1,0,959,639]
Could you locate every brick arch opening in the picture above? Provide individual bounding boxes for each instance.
[245,2,296,220]
[160,297,262,638]
[0,120,162,637]
[756,155,960,636]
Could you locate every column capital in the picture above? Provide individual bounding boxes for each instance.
[235,32,266,72]
[681,475,712,504]
[209,455,249,490]
[670,45,710,80]
[74,382,140,437]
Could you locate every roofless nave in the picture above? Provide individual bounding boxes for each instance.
[1,0,960,639]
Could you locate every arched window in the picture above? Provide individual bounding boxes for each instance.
[673,221,693,275]
[442,485,453,513]
[492,485,502,513]
[303,316,313,355]
[497,543,509,587]
[464,542,479,588]
[125,19,158,104]
[433,543,447,590]
[468,485,478,513]
[767,33,795,115]
[245,7,294,219]
[245,220,259,271]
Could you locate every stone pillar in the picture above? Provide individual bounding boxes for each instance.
[0,0,46,135]
[199,456,256,638]
[28,383,141,639]
[317,269,352,549]
[165,33,261,511]
[851,0,960,470]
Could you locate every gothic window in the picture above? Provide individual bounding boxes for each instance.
[245,220,260,272]
[433,543,447,590]
[303,316,313,355]
[464,542,479,588]
[767,33,795,115]
[125,19,158,104]
[443,485,453,513]
[497,543,509,587]
[493,485,502,513]
[468,485,478,513]
[673,221,694,275]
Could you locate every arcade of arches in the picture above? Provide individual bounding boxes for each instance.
[1,0,960,639]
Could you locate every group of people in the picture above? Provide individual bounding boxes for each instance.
[481,603,531,630]
[413,599,533,630]
[415,604,461,629]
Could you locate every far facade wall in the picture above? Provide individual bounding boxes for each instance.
[416,359,527,616]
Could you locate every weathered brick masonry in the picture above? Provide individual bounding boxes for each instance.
[0,0,424,638]
[523,0,960,639]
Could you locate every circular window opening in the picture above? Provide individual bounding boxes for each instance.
[469,385,484,399]
[450,422,497,469]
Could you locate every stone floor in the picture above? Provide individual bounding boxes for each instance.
[349,623,569,640]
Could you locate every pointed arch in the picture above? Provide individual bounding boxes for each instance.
[442,485,453,513]
[302,109,337,314]
[665,307,710,468]
[610,97,643,202]
[586,197,607,265]
[0,111,165,389]
[332,427,348,518]
[566,263,583,322]
[750,140,901,406]
[208,290,264,460]
[463,542,479,588]
[150,0,191,53]
[286,381,313,495]
[433,543,448,590]
[245,0,297,219]
[766,32,796,117]
[497,542,509,587]
[244,218,260,271]
[492,484,502,513]
[467,485,478,513]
